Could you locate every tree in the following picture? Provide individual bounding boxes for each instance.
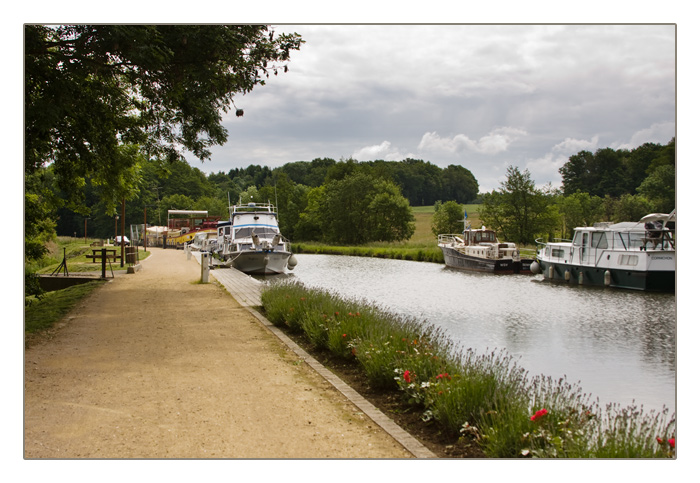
[557,191,604,239]
[479,166,558,245]
[614,194,654,222]
[431,201,466,237]
[441,165,479,204]
[637,164,675,213]
[25,25,303,210]
[305,172,414,244]
[367,181,416,242]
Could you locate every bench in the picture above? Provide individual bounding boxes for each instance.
[85,249,121,263]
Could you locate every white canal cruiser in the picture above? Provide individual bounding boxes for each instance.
[213,201,297,275]
[532,210,675,292]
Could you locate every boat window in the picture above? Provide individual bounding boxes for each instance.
[475,233,481,242]
[591,232,608,249]
[582,232,589,247]
[552,248,565,258]
[618,254,639,266]
[573,231,582,246]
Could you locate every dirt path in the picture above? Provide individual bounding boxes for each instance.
[24,248,410,458]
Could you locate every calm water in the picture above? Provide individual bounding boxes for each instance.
[265,254,676,414]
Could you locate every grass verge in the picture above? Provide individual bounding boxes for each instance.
[25,280,107,341]
[261,280,676,458]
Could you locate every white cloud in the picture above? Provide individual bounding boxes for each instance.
[352,141,413,161]
[552,135,600,154]
[617,121,675,150]
[418,127,527,155]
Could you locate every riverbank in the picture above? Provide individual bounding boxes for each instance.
[24,248,411,458]
[260,280,676,458]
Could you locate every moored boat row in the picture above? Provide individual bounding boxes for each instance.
[437,209,675,292]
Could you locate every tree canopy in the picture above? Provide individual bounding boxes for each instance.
[479,166,559,245]
[25,24,303,210]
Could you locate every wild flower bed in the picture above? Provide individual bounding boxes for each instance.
[261,280,676,458]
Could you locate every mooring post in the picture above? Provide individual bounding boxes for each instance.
[201,252,210,283]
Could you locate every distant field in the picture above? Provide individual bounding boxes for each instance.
[410,205,482,244]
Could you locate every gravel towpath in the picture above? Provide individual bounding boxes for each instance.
[24,248,410,458]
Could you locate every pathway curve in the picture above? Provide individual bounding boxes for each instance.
[24,248,414,458]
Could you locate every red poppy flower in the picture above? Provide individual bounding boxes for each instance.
[530,408,548,421]
[669,438,675,449]
[657,437,664,445]
[403,370,411,383]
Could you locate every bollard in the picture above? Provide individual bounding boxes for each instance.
[186,243,191,260]
[201,252,210,283]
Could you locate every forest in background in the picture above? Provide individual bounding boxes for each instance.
[41,137,675,247]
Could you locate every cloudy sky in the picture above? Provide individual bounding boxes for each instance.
[185,24,676,193]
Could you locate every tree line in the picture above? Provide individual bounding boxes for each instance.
[46,156,479,245]
[472,138,675,245]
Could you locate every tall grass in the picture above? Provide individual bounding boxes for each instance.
[260,280,676,458]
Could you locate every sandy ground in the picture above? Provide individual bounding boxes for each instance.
[24,248,409,459]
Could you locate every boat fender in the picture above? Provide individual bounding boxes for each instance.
[287,254,298,270]
[578,271,584,285]
[604,270,611,286]
[565,270,571,282]
[530,261,540,274]
[548,266,554,279]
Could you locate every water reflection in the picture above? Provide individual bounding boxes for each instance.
[263,254,676,413]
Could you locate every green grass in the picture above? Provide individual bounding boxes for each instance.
[25,280,106,334]
[261,281,676,458]
[32,237,150,274]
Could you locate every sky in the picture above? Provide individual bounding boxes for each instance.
[185,24,676,193]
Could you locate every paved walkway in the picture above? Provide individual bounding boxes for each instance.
[25,247,434,459]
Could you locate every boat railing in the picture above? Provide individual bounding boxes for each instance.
[231,201,277,214]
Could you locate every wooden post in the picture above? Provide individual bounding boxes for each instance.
[120,199,126,267]
[143,206,147,251]
[101,248,107,278]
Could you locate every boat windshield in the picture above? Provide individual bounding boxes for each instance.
[234,227,279,239]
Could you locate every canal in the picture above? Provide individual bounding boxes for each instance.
[266,254,676,415]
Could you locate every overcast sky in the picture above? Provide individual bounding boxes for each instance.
[185,24,676,193]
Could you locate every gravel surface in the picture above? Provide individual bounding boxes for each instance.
[24,248,409,459]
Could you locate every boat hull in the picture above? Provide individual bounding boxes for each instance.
[230,250,292,275]
[440,246,530,274]
[536,259,675,292]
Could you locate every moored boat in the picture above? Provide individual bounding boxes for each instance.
[166,210,220,248]
[531,210,675,291]
[438,224,534,274]
[213,201,297,275]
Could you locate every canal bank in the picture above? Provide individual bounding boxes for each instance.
[24,247,425,458]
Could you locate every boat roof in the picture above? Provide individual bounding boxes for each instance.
[575,211,675,233]
[167,210,209,216]
[640,210,676,223]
